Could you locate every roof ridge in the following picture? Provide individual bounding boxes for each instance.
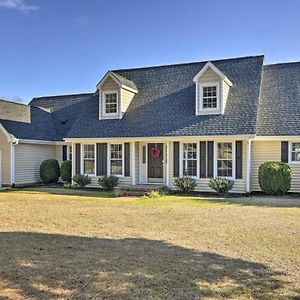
[265,61,300,67]
[113,55,265,73]
[31,92,94,101]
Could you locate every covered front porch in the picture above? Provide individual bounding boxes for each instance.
[67,137,252,193]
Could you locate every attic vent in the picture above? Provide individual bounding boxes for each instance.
[61,120,67,125]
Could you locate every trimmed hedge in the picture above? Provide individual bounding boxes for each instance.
[40,159,60,184]
[258,161,291,195]
[61,160,72,183]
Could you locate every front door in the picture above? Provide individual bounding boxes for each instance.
[148,143,163,182]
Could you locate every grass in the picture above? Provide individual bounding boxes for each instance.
[0,188,299,299]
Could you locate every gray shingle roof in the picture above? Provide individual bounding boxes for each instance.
[0,100,57,140]
[256,62,300,136]
[110,72,138,91]
[29,93,94,140]
[67,55,264,138]
[7,55,298,141]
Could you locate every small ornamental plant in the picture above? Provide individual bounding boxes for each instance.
[174,177,197,193]
[209,177,234,195]
[72,174,91,188]
[98,175,119,191]
[258,162,291,195]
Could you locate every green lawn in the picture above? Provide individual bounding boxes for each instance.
[0,188,299,299]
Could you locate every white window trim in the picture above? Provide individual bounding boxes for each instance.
[199,82,220,112]
[289,141,300,164]
[102,90,119,117]
[214,141,236,180]
[81,143,97,176]
[107,143,125,177]
[179,142,199,178]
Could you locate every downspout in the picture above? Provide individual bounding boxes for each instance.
[246,138,252,194]
[11,138,19,187]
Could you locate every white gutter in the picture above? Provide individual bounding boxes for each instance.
[17,139,68,145]
[64,134,255,143]
[254,136,300,141]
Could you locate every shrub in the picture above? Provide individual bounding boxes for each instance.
[174,177,197,193]
[40,159,60,184]
[72,174,91,188]
[61,160,72,183]
[98,175,119,191]
[258,162,291,195]
[209,177,235,195]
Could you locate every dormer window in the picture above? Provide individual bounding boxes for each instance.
[193,62,232,116]
[103,91,118,116]
[201,83,219,110]
[97,71,138,120]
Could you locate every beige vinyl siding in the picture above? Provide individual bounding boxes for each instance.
[14,143,59,185]
[222,81,230,111]
[121,88,135,115]
[56,145,63,165]
[251,141,300,193]
[169,140,247,194]
[198,68,220,82]
[0,129,11,185]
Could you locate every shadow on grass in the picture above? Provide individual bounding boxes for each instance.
[0,232,298,299]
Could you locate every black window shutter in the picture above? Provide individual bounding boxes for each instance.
[173,142,180,177]
[75,144,81,175]
[62,145,67,161]
[200,141,207,178]
[281,141,289,163]
[236,141,243,179]
[97,143,107,176]
[207,141,214,178]
[124,143,130,176]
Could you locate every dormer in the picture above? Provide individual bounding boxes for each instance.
[193,62,232,115]
[97,71,138,120]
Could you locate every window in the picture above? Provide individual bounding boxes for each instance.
[217,142,233,177]
[202,85,218,109]
[110,144,123,175]
[68,145,72,160]
[291,142,300,162]
[183,143,197,177]
[104,92,118,114]
[83,144,95,175]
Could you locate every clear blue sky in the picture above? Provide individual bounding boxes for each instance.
[1,0,300,103]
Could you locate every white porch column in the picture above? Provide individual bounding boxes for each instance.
[246,139,252,194]
[71,142,76,179]
[166,141,170,187]
[131,142,136,185]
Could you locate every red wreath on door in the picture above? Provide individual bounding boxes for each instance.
[151,147,161,159]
